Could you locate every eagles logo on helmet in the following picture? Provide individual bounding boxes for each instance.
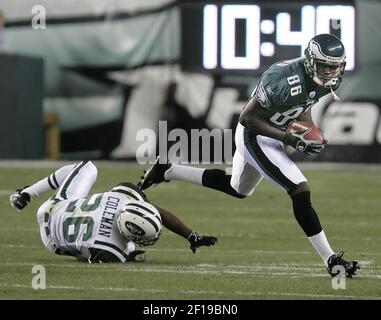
[304,33,346,88]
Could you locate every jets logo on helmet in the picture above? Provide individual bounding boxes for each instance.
[125,221,145,236]
[304,34,346,88]
[116,201,162,246]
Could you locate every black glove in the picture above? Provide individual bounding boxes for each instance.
[187,231,218,254]
[283,131,324,155]
[9,186,31,211]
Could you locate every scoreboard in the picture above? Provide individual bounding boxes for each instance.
[181,0,356,74]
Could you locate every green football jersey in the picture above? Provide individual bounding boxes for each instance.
[252,57,338,129]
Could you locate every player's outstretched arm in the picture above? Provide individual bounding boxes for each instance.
[9,163,77,211]
[154,205,218,254]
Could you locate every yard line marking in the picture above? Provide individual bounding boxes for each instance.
[1,244,41,249]
[0,228,37,233]
[3,243,381,258]
[1,262,380,278]
[1,283,380,299]
[0,190,13,196]
[0,253,375,269]
[192,217,379,227]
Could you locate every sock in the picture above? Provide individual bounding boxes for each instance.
[308,230,335,266]
[165,166,245,198]
[202,169,245,198]
[291,191,334,265]
[22,164,76,198]
[291,191,322,236]
[164,164,204,185]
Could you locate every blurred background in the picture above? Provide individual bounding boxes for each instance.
[1,0,380,163]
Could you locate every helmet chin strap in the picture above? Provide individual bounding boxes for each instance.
[330,86,341,101]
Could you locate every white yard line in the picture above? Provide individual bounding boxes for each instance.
[2,243,381,257]
[0,283,380,299]
[0,190,13,196]
[1,262,379,279]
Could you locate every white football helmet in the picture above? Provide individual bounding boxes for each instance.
[304,34,346,88]
[116,201,162,246]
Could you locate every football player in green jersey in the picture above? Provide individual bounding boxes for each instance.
[10,161,217,263]
[140,34,359,278]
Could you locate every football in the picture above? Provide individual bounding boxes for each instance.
[286,121,325,143]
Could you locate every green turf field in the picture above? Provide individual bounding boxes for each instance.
[0,163,380,299]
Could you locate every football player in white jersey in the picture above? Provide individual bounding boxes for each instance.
[9,161,217,263]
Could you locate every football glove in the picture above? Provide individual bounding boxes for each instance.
[9,186,31,211]
[187,231,218,254]
[283,131,324,155]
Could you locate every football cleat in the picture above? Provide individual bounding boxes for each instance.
[139,156,172,190]
[9,187,31,212]
[126,250,146,262]
[326,251,360,278]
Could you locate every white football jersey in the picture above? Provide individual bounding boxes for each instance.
[37,183,146,262]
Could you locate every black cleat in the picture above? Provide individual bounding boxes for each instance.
[139,156,172,190]
[326,251,360,278]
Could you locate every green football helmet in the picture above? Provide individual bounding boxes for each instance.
[304,34,346,88]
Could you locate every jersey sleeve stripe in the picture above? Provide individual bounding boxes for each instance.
[111,185,146,201]
[113,183,146,200]
[59,161,89,200]
[125,209,160,232]
[93,240,128,262]
[52,173,59,189]
[47,176,56,190]
[112,188,140,200]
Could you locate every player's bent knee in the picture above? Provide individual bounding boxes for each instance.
[228,186,249,199]
[289,182,310,197]
[85,160,98,177]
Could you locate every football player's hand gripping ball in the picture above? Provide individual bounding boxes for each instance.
[283,122,325,155]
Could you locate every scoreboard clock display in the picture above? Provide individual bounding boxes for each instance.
[181,0,356,74]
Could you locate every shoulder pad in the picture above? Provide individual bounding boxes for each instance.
[255,68,289,109]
